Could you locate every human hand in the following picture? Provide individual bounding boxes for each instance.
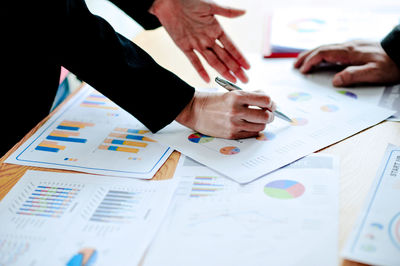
[149,0,250,83]
[175,90,276,139]
[294,40,400,87]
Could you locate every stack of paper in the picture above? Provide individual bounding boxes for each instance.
[263,8,399,58]
[0,170,177,265]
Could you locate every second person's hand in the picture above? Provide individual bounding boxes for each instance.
[150,0,250,84]
[294,40,400,87]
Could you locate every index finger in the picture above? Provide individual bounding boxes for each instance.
[219,32,250,70]
[294,49,313,68]
[299,46,350,73]
[233,91,274,110]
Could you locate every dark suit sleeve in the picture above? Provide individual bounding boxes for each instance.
[108,0,161,29]
[381,25,400,67]
[58,0,194,132]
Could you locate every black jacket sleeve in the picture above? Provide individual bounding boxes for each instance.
[381,25,400,68]
[58,0,194,132]
[109,0,161,29]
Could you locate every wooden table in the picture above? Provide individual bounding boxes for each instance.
[1,21,400,266]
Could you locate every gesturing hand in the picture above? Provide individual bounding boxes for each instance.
[175,90,276,139]
[150,0,250,83]
[294,41,400,87]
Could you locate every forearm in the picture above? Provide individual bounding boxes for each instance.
[108,0,161,29]
[59,0,194,132]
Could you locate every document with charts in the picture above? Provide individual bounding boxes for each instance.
[154,55,394,184]
[143,154,339,266]
[0,170,177,266]
[342,144,400,266]
[5,84,172,179]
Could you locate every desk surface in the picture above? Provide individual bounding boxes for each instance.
[1,8,400,266]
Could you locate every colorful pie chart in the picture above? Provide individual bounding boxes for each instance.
[288,18,326,33]
[290,117,308,126]
[389,212,400,250]
[288,92,312,102]
[320,104,339,112]
[188,133,214,144]
[256,132,276,141]
[338,90,357,99]
[264,180,305,199]
[220,146,240,155]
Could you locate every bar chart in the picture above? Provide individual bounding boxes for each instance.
[90,190,141,224]
[80,91,119,110]
[99,127,156,154]
[35,120,94,153]
[190,176,225,198]
[8,85,173,179]
[16,185,81,218]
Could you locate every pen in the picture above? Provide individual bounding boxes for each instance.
[215,77,293,123]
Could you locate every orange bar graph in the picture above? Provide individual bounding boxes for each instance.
[37,141,66,151]
[108,132,156,142]
[114,128,150,134]
[59,120,95,128]
[50,130,80,137]
[104,139,148,148]
[99,145,139,153]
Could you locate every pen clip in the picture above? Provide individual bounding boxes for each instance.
[215,77,230,90]
[215,77,242,91]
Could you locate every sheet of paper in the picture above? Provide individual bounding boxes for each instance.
[5,84,172,179]
[267,8,399,53]
[0,170,177,266]
[245,54,400,119]
[143,154,339,266]
[154,56,394,184]
[379,85,400,121]
[342,144,400,266]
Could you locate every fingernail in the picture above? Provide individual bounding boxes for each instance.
[333,75,343,86]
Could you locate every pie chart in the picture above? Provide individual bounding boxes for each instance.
[338,90,357,99]
[188,133,214,144]
[389,212,400,250]
[320,104,339,112]
[264,179,305,199]
[220,146,240,155]
[288,92,312,101]
[256,132,276,141]
[290,117,308,126]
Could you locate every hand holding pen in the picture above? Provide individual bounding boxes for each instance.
[175,78,278,139]
[215,77,292,123]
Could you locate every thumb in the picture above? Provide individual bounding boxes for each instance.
[332,63,378,87]
[209,3,246,18]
